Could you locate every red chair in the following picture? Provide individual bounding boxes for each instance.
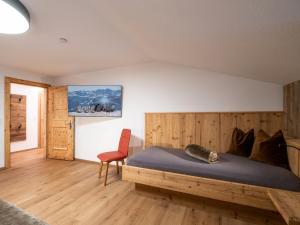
[97,129,131,186]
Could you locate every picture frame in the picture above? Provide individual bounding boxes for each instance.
[67,85,123,117]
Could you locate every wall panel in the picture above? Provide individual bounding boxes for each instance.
[220,113,237,152]
[145,112,283,152]
[196,113,220,151]
[284,80,300,138]
[145,113,196,149]
[236,113,261,134]
[260,112,283,135]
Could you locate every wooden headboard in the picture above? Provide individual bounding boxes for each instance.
[145,112,283,151]
[145,112,300,178]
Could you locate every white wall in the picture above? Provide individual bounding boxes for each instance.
[54,62,283,162]
[0,66,53,167]
[10,84,43,152]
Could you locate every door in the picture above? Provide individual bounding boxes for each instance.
[47,86,74,160]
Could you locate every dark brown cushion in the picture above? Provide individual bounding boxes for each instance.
[250,130,289,169]
[227,128,255,157]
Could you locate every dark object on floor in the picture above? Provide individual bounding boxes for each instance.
[0,199,49,225]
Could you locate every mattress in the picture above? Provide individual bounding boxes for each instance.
[127,147,300,192]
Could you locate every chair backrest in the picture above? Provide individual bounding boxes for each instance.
[118,129,131,157]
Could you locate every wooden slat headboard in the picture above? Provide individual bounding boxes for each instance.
[145,111,300,178]
[145,112,283,152]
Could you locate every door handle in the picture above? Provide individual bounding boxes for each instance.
[67,121,72,130]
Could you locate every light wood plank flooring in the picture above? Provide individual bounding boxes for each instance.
[10,148,45,167]
[0,150,286,225]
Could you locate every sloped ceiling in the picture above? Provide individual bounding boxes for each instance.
[0,0,299,84]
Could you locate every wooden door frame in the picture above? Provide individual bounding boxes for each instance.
[4,77,51,168]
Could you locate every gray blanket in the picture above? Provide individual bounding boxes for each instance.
[127,147,300,192]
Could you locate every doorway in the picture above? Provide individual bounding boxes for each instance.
[4,77,50,168]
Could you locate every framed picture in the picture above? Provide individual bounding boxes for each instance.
[67,85,122,117]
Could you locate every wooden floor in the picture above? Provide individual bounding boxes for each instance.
[10,148,46,167]
[0,150,286,225]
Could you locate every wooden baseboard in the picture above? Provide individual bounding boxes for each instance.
[75,158,98,164]
[0,167,6,171]
[75,158,121,168]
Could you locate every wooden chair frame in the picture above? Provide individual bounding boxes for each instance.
[99,159,125,186]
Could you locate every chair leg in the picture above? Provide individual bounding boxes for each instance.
[116,161,119,174]
[104,162,109,186]
[121,159,125,165]
[98,161,103,178]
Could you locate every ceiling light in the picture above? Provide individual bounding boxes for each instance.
[0,0,30,34]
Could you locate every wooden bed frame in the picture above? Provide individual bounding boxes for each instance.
[122,112,300,212]
[123,142,299,212]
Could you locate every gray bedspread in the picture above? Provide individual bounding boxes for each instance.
[127,147,300,192]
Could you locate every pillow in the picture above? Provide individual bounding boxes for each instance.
[185,144,218,163]
[250,130,289,169]
[227,128,255,157]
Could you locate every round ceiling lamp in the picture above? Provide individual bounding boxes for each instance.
[0,0,30,34]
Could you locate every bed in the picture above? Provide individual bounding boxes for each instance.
[122,112,300,212]
[126,147,300,192]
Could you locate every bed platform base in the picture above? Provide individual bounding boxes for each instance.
[122,165,280,211]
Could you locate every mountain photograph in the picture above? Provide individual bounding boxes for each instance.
[68,85,122,117]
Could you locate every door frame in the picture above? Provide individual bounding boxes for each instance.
[4,77,51,168]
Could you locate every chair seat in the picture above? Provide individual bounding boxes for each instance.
[97,151,126,162]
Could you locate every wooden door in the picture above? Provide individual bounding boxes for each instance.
[47,86,74,160]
